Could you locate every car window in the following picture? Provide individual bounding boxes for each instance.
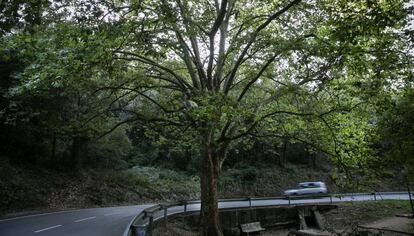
[296,182,325,189]
[305,183,321,188]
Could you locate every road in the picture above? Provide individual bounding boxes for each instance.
[0,205,152,236]
[0,192,411,236]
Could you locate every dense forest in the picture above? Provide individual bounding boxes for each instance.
[0,0,413,235]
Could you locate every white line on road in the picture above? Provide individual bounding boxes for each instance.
[34,224,62,233]
[104,212,121,216]
[74,216,96,222]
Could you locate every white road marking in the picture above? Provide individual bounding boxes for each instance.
[34,224,62,233]
[104,212,121,216]
[74,216,96,222]
[0,210,82,222]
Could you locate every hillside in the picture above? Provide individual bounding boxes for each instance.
[0,158,401,218]
[0,160,199,217]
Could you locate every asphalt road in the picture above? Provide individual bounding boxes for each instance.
[0,192,411,236]
[0,205,152,236]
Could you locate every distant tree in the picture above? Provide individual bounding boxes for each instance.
[1,22,134,167]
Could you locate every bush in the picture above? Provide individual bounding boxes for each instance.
[103,171,150,188]
[124,166,200,199]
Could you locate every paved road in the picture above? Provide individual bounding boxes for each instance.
[0,205,152,236]
[0,192,411,236]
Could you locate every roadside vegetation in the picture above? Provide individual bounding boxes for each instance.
[0,151,404,217]
[0,160,201,216]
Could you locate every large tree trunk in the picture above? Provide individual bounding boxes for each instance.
[199,138,224,236]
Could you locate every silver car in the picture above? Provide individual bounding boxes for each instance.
[283,181,328,196]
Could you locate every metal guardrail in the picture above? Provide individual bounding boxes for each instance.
[123,191,412,236]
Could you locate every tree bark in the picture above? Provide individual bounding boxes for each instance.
[199,138,223,236]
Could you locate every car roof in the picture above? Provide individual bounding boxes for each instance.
[299,181,325,184]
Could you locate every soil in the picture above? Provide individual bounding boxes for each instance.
[362,216,414,234]
[322,201,413,231]
[152,220,198,236]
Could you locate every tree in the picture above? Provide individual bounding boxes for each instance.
[10,0,410,234]
[0,0,48,36]
[0,21,135,167]
[378,87,414,181]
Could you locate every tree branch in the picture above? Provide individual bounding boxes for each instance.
[114,51,192,92]
[228,110,313,141]
[237,54,278,102]
[176,0,207,90]
[223,0,302,94]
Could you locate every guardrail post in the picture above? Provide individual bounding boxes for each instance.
[163,205,168,227]
[330,195,332,204]
[131,225,146,236]
[147,216,153,236]
[288,196,291,206]
[248,197,252,208]
[184,201,187,213]
[407,185,414,218]
[373,192,377,201]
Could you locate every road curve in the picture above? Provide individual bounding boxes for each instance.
[0,192,411,236]
[0,205,152,236]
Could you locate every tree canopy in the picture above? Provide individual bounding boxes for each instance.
[1,0,412,235]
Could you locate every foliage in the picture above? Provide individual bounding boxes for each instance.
[377,87,414,181]
[0,0,48,36]
[125,166,200,198]
[0,20,137,168]
[0,0,412,233]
